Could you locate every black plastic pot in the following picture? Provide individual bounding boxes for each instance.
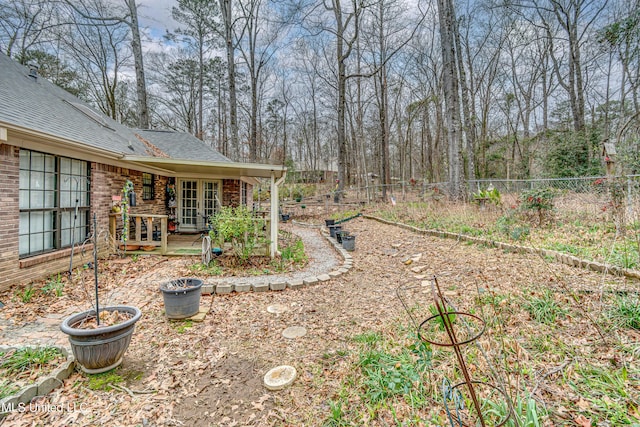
[325,219,335,227]
[342,235,356,251]
[329,224,342,238]
[160,278,203,319]
[336,230,350,244]
[60,305,141,374]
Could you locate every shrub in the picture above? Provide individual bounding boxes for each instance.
[210,206,266,264]
[473,187,502,206]
[519,187,558,225]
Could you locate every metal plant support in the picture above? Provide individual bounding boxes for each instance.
[92,213,100,326]
[397,276,511,427]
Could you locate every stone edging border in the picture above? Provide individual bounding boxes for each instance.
[364,214,640,280]
[0,345,76,417]
[200,227,353,295]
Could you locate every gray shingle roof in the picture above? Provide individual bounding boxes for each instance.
[0,53,229,162]
[134,129,231,163]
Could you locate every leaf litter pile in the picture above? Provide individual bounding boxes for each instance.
[0,217,638,426]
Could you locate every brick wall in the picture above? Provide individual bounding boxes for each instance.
[0,150,169,292]
[0,144,20,291]
[222,179,240,207]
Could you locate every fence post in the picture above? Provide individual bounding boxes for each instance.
[628,176,633,219]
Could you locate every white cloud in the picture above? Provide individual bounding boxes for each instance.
[137,0,178,33]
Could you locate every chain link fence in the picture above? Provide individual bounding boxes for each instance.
[285,175,639,219]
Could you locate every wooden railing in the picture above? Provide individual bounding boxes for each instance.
[109,214,168,254]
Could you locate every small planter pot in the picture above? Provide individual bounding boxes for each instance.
[329,224,342,238]
[342,235,356,251]
[325,219,335,227]
[60,306,141,374]
[160,278,203,319]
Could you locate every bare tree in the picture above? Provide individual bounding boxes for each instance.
[58,0,131,120]
[218,0,240,152]
[437,0,464,199]
[167,0,219,140]
[236,0,284,161]
[0,0,57,61]
[62,0,150,128]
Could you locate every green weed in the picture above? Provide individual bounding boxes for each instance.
[0,379,19,400]
[568,364,637,424]
[87,370,124,391]
[323,400,351,427]
[523,290,568,324]
[42,273,64,297]
[0,347,62,376]
[484,395,547,426]
[17,285,36,303]
[189,261,223,275]
[606,295,640,329]
[281,238,307,264]
[174,319,194,334]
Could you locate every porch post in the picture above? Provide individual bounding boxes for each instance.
[270,172,278,258]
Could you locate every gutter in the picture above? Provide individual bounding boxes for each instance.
[2,123,125,160]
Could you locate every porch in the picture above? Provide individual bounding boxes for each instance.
[109,213,271,257]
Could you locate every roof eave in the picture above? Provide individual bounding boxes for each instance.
[1,122,125,160]
[121,155,287,179]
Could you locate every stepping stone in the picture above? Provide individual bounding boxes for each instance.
[267,304,288,314]
[263,365,297,391]
[282,326,307,339]
[187,307,208,322]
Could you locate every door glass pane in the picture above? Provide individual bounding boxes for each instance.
[180,180,198,227]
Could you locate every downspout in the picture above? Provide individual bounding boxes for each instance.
[270,171,287,257]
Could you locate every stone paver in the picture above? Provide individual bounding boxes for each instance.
[234,283,251,293]
[252,283,269,292]
[269,281,287,291]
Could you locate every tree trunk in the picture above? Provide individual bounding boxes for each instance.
[219,0,239,153]
[437,0,464,200]
[126,0,149,129]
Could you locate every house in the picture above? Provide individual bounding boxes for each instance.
[0,53,286,291]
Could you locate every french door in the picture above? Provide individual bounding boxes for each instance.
[178,179,221,232]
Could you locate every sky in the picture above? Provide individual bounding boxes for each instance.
[135,0,178,42]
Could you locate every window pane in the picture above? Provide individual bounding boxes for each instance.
[60,190,70,208]
[30,190,43,209]
[19,189,29,209]
[19,170,29,189]
[19,150,29,169]
[31,171,44,189]
[61,211,71,247]
[44,190,55,208]
[44,154,55,172]
[19,235,29,256]
[72,160,82,175]
[31,152,44,171]
[60,158,71,175]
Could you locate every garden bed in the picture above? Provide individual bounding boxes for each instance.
[0,346,75,416]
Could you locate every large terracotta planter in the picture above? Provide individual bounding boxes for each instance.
[60,306,141,374]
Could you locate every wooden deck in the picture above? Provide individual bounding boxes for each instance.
[120,233,209,257]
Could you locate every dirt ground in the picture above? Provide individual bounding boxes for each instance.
[0,217,638,426]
